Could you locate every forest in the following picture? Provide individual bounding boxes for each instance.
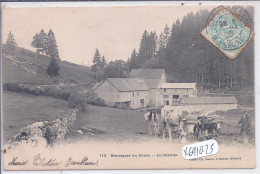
[127,7,254,90]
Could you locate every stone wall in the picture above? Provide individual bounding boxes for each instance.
[7,108,79,150]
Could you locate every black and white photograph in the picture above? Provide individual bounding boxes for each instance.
[1,2,256,170]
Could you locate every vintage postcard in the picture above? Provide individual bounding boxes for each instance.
[1,2,256,170]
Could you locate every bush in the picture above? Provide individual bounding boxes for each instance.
[89,98,106,107]
[46,58,60,77]
[3,83,21,92]
[68,92,88,112]
[86,90,106,107]
[3,83,70,100]
[42,87,70,100]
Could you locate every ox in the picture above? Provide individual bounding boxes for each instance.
[160,105,190,142]
[193,112,224,140]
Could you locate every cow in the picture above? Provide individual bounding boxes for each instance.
[160,106,190,142]
[193,115,223,140]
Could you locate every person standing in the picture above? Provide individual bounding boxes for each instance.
[238,111,251,143]
[151,110,159,135]
[144,110,153,135]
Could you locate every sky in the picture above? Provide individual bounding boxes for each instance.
[2,6,212,66]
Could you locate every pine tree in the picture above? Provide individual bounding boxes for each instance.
[31,33,42,55]
[46,57,60,77]
[129,49,138,69]
[138,30,149,64]
[148,31,157,60]
[101,56,107,70]
[46,29,60,59]
[6,31,17,53]
[38,29,48,55]
[91,48,102,72]
[162,24,170,47]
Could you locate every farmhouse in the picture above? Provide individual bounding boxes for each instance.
[180,96,238,111]
[95,78,149,109]
[129,69,166,107]
[157,83,197,106]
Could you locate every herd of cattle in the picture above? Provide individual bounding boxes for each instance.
[144,105,224,142]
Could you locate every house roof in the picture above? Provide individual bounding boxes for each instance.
[106,78,149,92]
[160,83,196,89]
[180,96,238,104]
[143,79,161,89]
[129,69,165,79]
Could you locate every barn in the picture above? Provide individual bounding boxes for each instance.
[179,96,238,111]
[129,69,166,107]
[95,78,149,109]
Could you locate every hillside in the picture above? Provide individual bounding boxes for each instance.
[2,45,94,84]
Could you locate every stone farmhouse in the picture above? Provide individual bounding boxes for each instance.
[129,69,166,107]
[157,83,197,106]
[95,78,149,109]
[95,69,238,110]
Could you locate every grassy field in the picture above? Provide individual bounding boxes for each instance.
[3,91,152,144]
[3,90,255,145]
[2,45,94,84]
[3,91,69,143]
[71,105,151,143]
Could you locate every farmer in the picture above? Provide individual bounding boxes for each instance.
[151,109,159,135]
[238,111,251,134]
[238,111,251,143]
[144,109,159,135]
[144,110,153,135]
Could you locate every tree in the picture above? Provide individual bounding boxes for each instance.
[162,24,170,47]
[91,48,104,81]
[46,57,60,77]
[100,56,107,70]
[46,29,60,59]
[138,30,149,65]
[31,33,42,55]
[129,49,138,69]
[91,48,102,72]
[104,60,128,78]
[31,29,47,56]
[38,29,48,55]
[6,31,17,53]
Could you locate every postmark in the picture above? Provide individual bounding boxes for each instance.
[201,6,254,59]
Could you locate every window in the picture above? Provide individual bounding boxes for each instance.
[175,89,177,92]
[164,89,166,92]
[187,89,189,92]
[163,100,169,105]
[172,95,179,99]
[132,92,134,97]
[163,95,169,99]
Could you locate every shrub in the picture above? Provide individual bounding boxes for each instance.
[46,58,60,77]
[86,90,106,107]
[89,98,106,107]
[3,83,70,100]
[43,87,70,100]
[3,83,21,92]
[68,91,87,112]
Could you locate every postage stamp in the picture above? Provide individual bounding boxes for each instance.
[201,6,254,59]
